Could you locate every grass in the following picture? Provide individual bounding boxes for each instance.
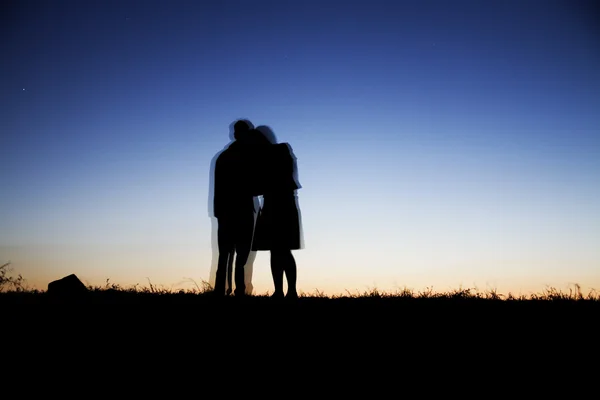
[1,261,598,303]
[5,266,597,390]
[3,262,598,360]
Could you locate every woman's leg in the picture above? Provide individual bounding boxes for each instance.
[270,250,285,298]
[283,250,297,298]
[272,249,297,298]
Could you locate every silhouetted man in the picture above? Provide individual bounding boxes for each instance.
[212,120,257,297]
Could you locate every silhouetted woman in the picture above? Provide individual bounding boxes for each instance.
[251,126,302,299]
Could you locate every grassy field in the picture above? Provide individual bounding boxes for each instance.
[2,263,598,367]
[3,281,599,302]
[2,260,598,305]
[2,262,598,333]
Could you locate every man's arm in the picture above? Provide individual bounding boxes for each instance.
[213,155,224,219]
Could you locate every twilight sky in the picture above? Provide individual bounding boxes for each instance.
[1,0,599,296]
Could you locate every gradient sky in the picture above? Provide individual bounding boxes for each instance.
[1,0,599,296]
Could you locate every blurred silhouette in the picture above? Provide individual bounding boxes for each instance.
[208,150,259,295]
[210,119,262,297]
[251,125,303,299]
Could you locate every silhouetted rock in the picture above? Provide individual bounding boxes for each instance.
[47,274,88,297]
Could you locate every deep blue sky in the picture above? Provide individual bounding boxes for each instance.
[1,0,599,295]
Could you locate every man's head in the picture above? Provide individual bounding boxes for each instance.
[233,120,253,140]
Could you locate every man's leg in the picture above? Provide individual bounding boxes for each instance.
[215,218,233,296]
[244,251,256,295]
[215,252,229,295]
[226,248,234,295]
[233,211,255,296]
[234,247,249,296]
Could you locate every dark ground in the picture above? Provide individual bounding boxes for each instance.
[2,290,597,391]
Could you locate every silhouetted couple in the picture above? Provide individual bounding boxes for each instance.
[212,120,302,299]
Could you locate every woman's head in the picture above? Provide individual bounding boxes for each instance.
[255,125,277,144]
[247,129,269,146]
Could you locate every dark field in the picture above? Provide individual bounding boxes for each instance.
[2,281,598,382]
[3,284,598,327]
[2,262,598,355]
